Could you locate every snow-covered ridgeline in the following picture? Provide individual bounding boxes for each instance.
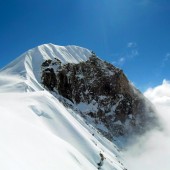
[0,44,91,92]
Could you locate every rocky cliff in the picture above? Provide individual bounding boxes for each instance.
[41,51,157,141]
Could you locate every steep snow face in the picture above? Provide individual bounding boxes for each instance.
[0,44,126,170]
[0,91,125,170]
[0,44,91,92]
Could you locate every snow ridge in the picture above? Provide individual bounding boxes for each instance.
[0,44,91,92]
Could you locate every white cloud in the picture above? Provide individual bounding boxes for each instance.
[127,42,138,58]
[144,79,170,102]
[118,57,126,65]
[124,79,170,170]
[112,57,126,66]
[112,42,138,67]
[129,49,139,58]
[127,42,137,48]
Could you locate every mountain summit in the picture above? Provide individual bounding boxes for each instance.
[38,44,157,140]
[0,43,157,170]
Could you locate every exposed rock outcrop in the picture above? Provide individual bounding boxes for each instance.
[41,52,157,140]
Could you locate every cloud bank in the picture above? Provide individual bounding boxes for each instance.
[124,79,170,170]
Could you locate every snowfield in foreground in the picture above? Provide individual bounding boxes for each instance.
[0,44,125,170]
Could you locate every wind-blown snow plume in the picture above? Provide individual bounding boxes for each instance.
[124,79,170,170]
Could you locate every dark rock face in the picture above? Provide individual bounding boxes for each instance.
[41,53,157,139]
[42,68,57,91]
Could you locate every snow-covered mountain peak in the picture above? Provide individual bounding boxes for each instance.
[0,44,92,92]
[27,43,92,64]
[1,43,92,74]
[0,43,158,170]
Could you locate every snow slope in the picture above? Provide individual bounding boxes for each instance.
[0,44,125,170]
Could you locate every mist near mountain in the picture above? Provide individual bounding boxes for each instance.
[124,80,170,170]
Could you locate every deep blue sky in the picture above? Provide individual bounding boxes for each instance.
[0,0,170,91]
